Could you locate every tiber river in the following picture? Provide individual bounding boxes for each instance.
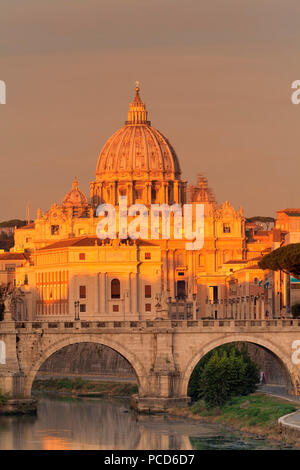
[0,395,295,450]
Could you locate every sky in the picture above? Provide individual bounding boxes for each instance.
[0,0,299,220]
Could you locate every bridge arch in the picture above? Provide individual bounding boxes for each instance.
[24,334,147,397]
[181,334,300,398]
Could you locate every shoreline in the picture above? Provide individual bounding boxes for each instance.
[32,377,138,399]
[9,377,300,447]
[166,394,300,447]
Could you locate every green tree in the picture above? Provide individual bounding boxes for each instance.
[258,243,300,279]
[0,219,29,228]
[199,351,231,407]
[188,344,260,408]
[0,232,14,251]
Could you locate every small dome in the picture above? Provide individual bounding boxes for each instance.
[95,85,181,182]
[63,178,88,207]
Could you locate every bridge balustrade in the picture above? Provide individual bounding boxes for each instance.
[250,320,262,327]
[1,318,300,331]
[47,322,59,328]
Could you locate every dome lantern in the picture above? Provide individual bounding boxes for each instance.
[125,82,151,125]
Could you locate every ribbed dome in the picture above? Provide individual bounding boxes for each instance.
[95,85,181,182]
[63,178,88,207]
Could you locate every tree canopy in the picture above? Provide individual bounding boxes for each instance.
[258,243,300,279]
[0,219,29,228]
[246,216,275,230]
[246,216,275,224]
[188,344,259,408]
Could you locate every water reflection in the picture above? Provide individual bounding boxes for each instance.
[0,396,293,450]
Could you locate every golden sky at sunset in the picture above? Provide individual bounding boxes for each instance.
[0,0,299,220]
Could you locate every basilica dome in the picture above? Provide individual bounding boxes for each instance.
[95,85,181,182]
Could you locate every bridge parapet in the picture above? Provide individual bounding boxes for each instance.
[0,318,299,333]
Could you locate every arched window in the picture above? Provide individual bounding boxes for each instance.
[111,279,120,299]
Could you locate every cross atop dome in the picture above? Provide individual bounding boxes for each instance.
[126,81,151,125]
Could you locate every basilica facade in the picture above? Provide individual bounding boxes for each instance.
[9,86,290,322]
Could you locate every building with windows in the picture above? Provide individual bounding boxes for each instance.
[9,85,298,321]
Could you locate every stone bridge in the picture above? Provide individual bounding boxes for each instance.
[1,318,300,411]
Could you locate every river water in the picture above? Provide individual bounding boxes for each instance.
[0,395,295,450]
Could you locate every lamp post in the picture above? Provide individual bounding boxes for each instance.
[74,300,80,321]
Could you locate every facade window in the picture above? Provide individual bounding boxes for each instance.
[177,280,186,299]
[223,223,231,233]
[145,285,151,298]
[5,264,15,271]
[79,253,86,260]
[168,185,172,203]
[135,189,143,200]
[198,255,203,266]
[79,285,86,299]
[51,225,60,235]
[209,285,219,303]
[113,304,119,312]
[145,252,151,260]
[145,303,151,312]
[24,274,28,285]
[80,304,86,313]
[151,188,156,202]
[111,278,120,299]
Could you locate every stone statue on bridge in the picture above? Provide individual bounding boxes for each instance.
[2,287,25,320]
[3,291,13,313]
[155,290,170,319]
